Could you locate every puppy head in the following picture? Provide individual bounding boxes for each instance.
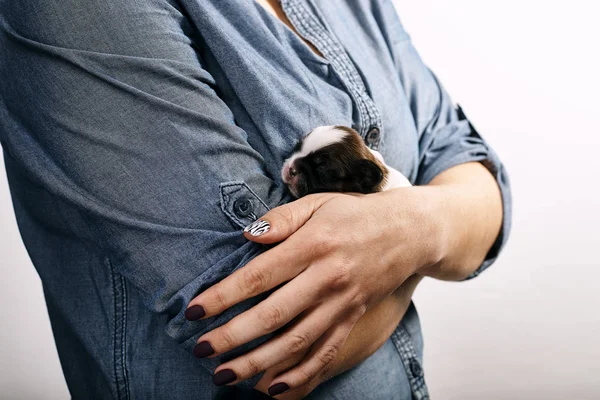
[281,126,388,198]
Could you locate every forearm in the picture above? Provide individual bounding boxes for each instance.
[303,162,501,378]
[331,161,502,371]
[418,162,503,281]
[247,161,502,396]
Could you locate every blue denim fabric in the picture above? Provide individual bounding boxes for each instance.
[0,0,511,399]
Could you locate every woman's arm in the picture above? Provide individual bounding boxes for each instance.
[185,5,511,397]
[0,4,298,390]
[418,162,503,280]
[249,160,502,398]
[248,160,501,398]
[187,157,506,397]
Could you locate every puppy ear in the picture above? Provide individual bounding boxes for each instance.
[350,159,384,193]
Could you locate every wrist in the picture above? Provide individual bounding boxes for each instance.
[411,185,452,276]
[413,185,454,278]
[378,186,449,277]
[413,182,484,281]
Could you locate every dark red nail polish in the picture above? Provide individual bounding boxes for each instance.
[268,382,290,396]
[212,369,237,386]
[185,305,206,321]
[193,341,214,358]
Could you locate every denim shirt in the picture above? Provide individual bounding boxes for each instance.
[0,0,511,399]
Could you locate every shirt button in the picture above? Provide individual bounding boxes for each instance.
[409,358,423,377]
[233,198,254,218]
[366,126,380,145]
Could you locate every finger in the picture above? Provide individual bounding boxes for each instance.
[253,350,306,394]
[213,300,346,384]
[194,268,326,358]
[268,313,361,397]
[275,384,318,400]
[185,235,312,320]
[243,192,334,244]
[256,361,320,400]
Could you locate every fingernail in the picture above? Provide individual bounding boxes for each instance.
[244,219,270,236]
[268,382,290,396]
[193,341,214,358]
[185,305,206,321]
[213,369,237,386]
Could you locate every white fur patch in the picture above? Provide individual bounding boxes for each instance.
[368,148,385,163]
[382,167,412,190]
[286,126,348,166]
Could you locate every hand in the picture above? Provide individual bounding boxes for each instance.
[252,274,424,399]
[186,188,445,395]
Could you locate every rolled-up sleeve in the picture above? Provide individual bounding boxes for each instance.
[383,3,512,278]
[418,97,512,279]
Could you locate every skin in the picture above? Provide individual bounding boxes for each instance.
[187,1,504,398]
[256,0,324,58]
[188,162,503,399]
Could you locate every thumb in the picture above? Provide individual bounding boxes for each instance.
[242,193,331,244]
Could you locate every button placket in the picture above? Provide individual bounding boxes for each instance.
[391,325,430,399]
[281,0,383,149]
[281,2,427,397]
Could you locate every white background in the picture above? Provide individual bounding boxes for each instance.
[1,0,599,399]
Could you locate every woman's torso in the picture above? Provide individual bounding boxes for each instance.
[0,0,429,398]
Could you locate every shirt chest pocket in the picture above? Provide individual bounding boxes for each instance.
[219,181,272,229]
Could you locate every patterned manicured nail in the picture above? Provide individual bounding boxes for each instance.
[193,341,214,358]
[212,369,237,386]
[268,382,290,396]
[185,305,205,321]
[244,219,270,236]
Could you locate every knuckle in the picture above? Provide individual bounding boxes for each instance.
[219,326,238,349]
[325,263,352,290]
[244,356,263,377]
[314,239,333,256]
[316,344,339,368]
[296,365,313,385]
[240,267,270,296]
[346,289,368,314]
[212,287,228,310]
[258,304,285,332]
[285,332,312,355]
[272,206,295,230]
[311,229,336,254]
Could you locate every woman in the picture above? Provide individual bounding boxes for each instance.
[0,0,511,399]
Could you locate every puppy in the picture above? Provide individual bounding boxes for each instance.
[281,126,411,198]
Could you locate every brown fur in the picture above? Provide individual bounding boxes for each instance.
[333,126,389,192]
